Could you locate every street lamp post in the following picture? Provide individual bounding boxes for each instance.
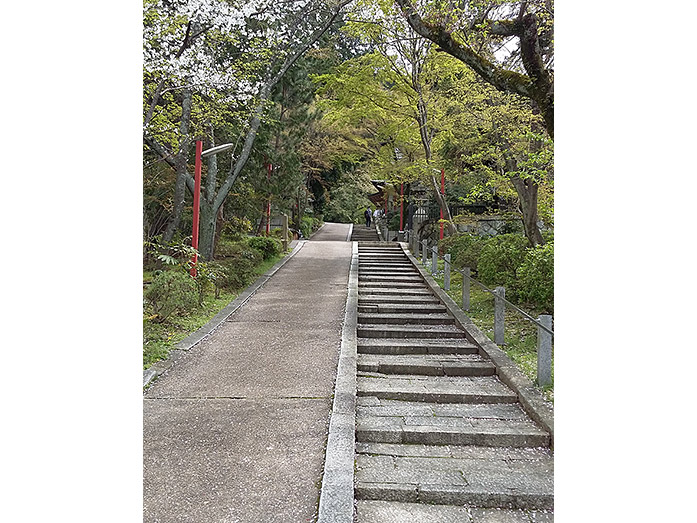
[190,140,235,277]
[266,162,272,236]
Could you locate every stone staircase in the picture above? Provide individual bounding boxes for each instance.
[351,224,380,242]
[354,243,554,521]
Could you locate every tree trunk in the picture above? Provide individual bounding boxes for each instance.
[162,87,193,243]
[198,199,217,261]
[510,175,544,247]
[429,175,457,236]
[256,201,269,236]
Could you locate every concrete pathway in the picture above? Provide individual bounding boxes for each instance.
[143,223,352,522]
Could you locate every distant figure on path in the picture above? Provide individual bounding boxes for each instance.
[364,208,372,227]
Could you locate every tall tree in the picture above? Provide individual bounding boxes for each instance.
[144,0,353,258]
[317,0,459,233]
[428,53,552,245]
[393,0,554,138]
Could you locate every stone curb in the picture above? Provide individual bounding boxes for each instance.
[399,243,555,449]
[308,222,326,240]
[142,240,308,389]
[318,241,358,523]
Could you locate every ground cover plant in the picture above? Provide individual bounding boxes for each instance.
[143,236,287,369]
[424,244,553,402]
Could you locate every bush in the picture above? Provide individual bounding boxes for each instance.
[476,233,530,297]
[439,233,486,271]
[247,236,282,260]
[144,270,199,323]
[300,216,322,238]
[221,216,253,241]
[517,241,554,312]
[217,243,263,290]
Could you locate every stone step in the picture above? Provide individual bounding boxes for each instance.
[359,255,409,260]
[358,324,465,339]
[356,414,548,448]
[359,247,403,252]
[356,397,526,417]
[358,303,447,314]
[357,501,554,523]
[354,444,553,510]
[359,289,435,298]
[357,353,495,376]
[359,269,419,274]
[359,267,414,273]
[358,281,429,289]
[357,313,455,326]
[357,374,518,404]
[358,338,479,355]
[360,275,424,283]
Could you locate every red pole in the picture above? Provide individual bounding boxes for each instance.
[191,140,203,277]
[266,163,272,236]
[399,183,404,231]
[439,168,445,240]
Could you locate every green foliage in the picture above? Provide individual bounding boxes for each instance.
[476,234,530,297]
[192,261,229,302]
[517,242,554,313]
[216,243,263,290]
[439,233,485,270]
[247,236,282,260]
[144,237,198,272]
[221,217,254,241]
[144,270,199,323]
[300,216,322,238]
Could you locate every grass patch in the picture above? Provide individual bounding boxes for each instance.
[143,252,285,369]
[424,262,554,403]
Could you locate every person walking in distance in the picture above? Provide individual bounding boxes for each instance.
[364,208,372,227]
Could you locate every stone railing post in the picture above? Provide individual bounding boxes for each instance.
[461,267,470,311]
[421,240,427,265]
[444,254,451,290]
[431,246,438,273]
[537,315,553,387]
[494,286,505,345]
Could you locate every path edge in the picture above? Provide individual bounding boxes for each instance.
[142,240,307,389]
[317,241,358,523]
[400,243,555,449]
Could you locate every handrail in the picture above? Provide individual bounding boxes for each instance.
[426,245,554,337]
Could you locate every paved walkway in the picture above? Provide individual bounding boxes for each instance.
[143,222,352,522]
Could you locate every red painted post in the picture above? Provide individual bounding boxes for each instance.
[191,140,203,277]
[266,162,272,236]
[440,168,445,240]
[399,183,404,231]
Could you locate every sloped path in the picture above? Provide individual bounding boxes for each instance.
[143,223,352,522]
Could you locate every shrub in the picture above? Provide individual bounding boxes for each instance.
[247,236,282,260]
[476,233,530,297]
[144,270,199,323]
[221,216,253,241]
[439,233,485,271]
[217,243,263,290]
[388,213,401,231]
[517,241,554,312]
[300,216,322,238]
